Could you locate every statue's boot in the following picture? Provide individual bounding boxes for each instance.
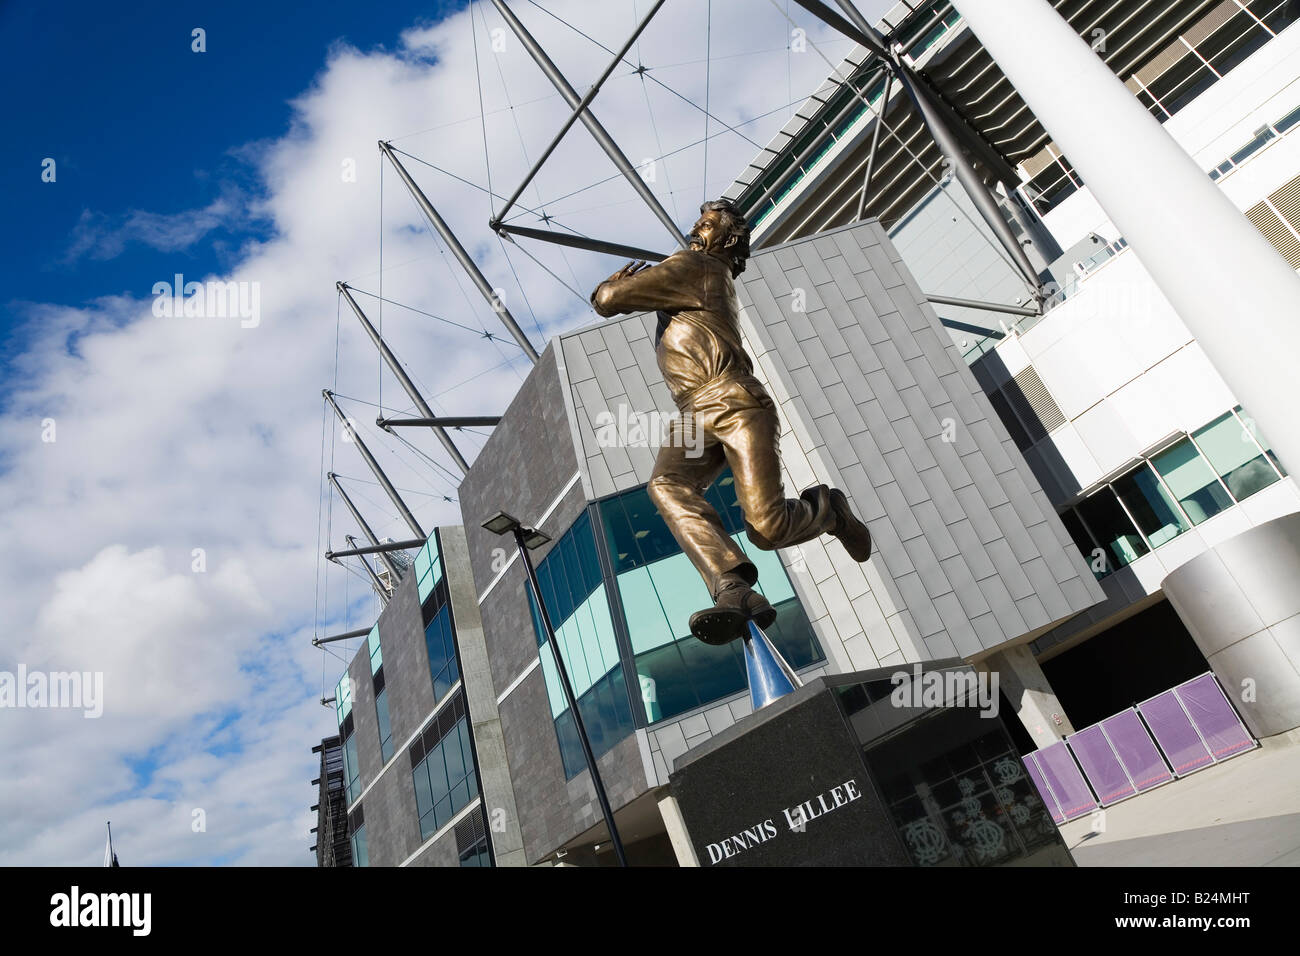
[814,486,872,562]
[689,573,777,645]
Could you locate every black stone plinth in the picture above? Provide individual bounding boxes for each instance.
[669,662,1076,867]
[669,674,909,866]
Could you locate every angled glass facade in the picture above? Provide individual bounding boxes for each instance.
[599,474,824,725]
[410,690,479,841]
[1059,407,1286,578]
[526,473,823,779]
[525,511,637,780]
[418,529,460,703]
[334,671,361,804]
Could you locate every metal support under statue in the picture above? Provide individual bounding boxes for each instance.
[743,621,803,709]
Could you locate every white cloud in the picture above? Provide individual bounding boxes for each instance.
[0,0,880,864]
[64,185,260,262]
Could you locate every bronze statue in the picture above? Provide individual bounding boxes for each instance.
[591,200,872,644]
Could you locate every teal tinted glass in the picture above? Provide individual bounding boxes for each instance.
[1151,438,1232,524]
[600,479,822,725]
[351,825,368,867]
[1112,465,1189,548]
[336,672,352,722]
[375,688,393,763]
[367,624,382,674]
[1193,412,1280,501]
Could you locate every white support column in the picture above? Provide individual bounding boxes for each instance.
[949,0,1300,474]
[656,790,700,867]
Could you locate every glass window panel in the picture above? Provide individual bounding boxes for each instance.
[765,597,824,671]
[414,543,432,581]
[1151,438,1233,524]
[1146,54,1217,117]
[337,673,352,709]
[574,513,604,595]
[343,735,360,803]
[443,718,467,780]
[1276,103,1300,134]
[589,585,621,677]
[538,641,567,720]
[351,826,368,867]
[1234,406,1286,477]
[678,637,748,707]
[617,565,679,655]
[572,668,635,762]
[639,553,714,652]
[555,617,593,698]
[557,532,584,622]
[413,762,433,818]
[434,794,453,832]
[1229,127,1276,166]
[737,536,797,604]
[425,609,450,687]
[450,778,472,816]
[536,560,562,627]
[554,709,588,778]
[375,689,393,763]
[1112,465,1189,548]
[428,744,451,804]
[635,642,701,723]
[429,555,443,590]
[573,593,606,693]
[1076,487,1149,567]
[1257,0,1300,32]
[600,486,682,573]
[1201,13,1271,77]
[1193,412,1280,501]
[458,719,474,771]
[433,667,454,703]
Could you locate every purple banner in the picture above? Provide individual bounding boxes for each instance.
[1033,741,1097,821]
[1067,726,1135,806]
[1100,709,1173,792]
[1175,674,1256,760]
[1023,755,1064,824]
[1139,690,1212,776]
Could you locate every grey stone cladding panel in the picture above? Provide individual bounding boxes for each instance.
[457,343,584,699]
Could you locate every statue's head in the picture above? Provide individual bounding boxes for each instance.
[689,199,751,278]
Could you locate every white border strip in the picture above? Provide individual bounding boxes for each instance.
[347,679,463,810]
[398,796,484,867]
[476,470,583,605]
[496,655,541,706]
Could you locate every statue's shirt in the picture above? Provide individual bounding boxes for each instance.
[590,249,755,408]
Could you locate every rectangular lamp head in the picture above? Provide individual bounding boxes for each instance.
[482,511,521,536]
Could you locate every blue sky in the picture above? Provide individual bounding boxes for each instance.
[2,0,467,315]
[0,0,867,865]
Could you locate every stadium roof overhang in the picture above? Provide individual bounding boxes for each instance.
[728,0,1224,246]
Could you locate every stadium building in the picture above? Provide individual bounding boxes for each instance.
[314,0,1300,866]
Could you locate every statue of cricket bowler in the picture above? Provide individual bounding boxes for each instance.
[590,199,873,645]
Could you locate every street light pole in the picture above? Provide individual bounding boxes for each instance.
[503,522,628,867]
